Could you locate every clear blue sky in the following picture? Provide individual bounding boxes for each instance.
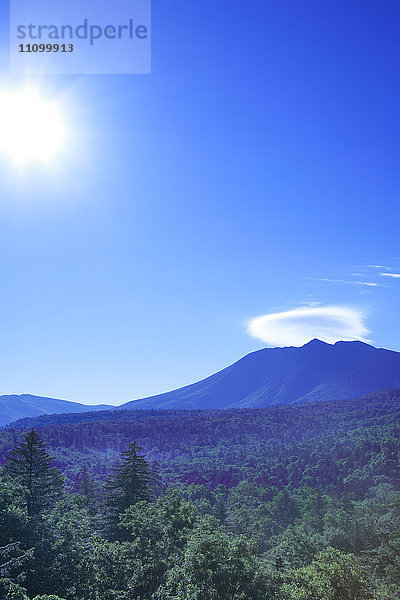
[0,1,399,404]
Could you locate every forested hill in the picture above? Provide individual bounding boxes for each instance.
[1,388,399,495]
[2,391,400,600]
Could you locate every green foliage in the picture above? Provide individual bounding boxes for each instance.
[32,596,67,600]
[156,525,274,600]
[281,548,377,600]
[2,390,399,499]
[0,393,399,600]
[0,469,29,544]
[70,466,99,516]
[0,471,33,583]
[105,441,159,539]
[120,489,197,549]
[93,491,199,599]
[267,525,317,570]
[4,430,64,517]
[0,542,33,585]
[24,498,98,599]
[0,577,29,599]
[88,538,148,600]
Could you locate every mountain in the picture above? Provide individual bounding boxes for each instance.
[3,340,400,427]
[122,339,400,410]
[0,394,113,428]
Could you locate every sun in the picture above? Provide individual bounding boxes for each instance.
[0,88,65,164]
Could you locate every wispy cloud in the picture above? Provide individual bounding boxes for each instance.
[247,305,370,347]
[318,278,380,287]
[368,265,391,270]
[380,272,400,279]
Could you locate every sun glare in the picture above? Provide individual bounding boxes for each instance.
[0,88,65,164]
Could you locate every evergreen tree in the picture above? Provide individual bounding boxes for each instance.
[5,430,64,517]
[105,441,157,538]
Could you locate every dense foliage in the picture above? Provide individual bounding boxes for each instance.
[1,389,399,496]
[0,389,399,598]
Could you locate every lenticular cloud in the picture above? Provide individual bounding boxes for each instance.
[247,305,370,347]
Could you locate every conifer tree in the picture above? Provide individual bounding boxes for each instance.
[5,430,64,517]
[105,441,157,538]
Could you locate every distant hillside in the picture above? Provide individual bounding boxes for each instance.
[2,388,399,493]
[0,394,113,427]
[121,339,400,410]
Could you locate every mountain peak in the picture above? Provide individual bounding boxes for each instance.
[303,338,331,347]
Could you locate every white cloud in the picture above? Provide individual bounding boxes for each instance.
[247,305,370,347]
[319,278,380,287]
[380,273,400,279]
[368,265,391,270]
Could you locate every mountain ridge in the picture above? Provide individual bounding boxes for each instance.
[122,339,400,410]
[0,394,113,428]
[2,339,400,426]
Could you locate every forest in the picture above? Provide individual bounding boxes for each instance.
[0,388,399,599]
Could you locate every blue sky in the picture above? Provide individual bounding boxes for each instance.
[0,1,399,404]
